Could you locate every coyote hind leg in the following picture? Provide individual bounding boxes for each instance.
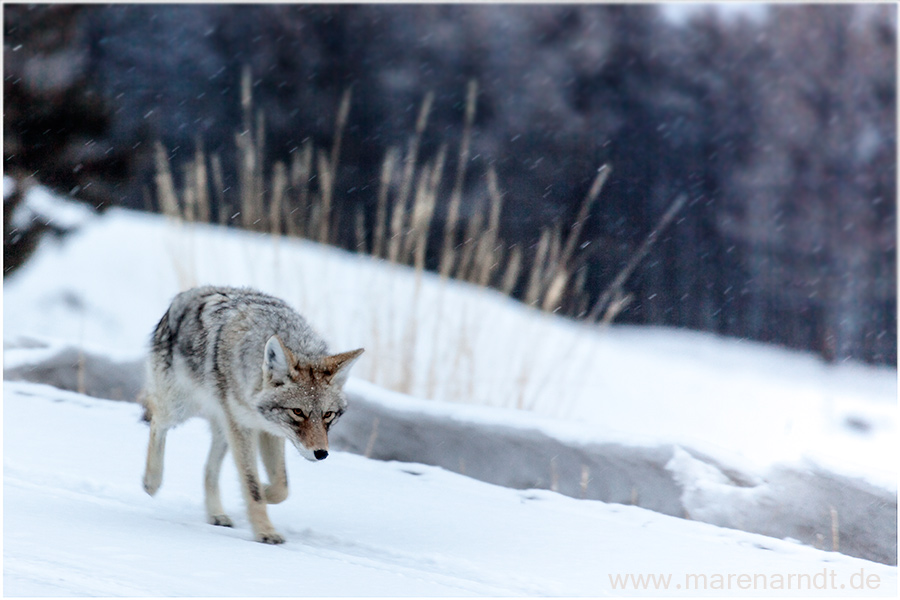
[143,418,168,496]
[204,421,233,527]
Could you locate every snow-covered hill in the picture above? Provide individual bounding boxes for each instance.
[4,206,895,491]
[4,381,896,596]
[3,189,897,592]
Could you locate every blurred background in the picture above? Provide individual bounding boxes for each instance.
[4,2,896,366]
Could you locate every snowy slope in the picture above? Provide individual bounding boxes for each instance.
[4,381,896,597]
[3,206,896,493]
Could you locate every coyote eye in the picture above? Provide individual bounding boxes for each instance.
[291,408,307,420]
[323,411,335,421]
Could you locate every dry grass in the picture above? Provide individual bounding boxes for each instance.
[439,80,477,280]
[153,67,685,403]
[153,70,616,322]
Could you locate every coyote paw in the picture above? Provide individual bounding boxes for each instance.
[143,473,161,496]
[208,514,234,527]
[256,531,286,545]
[264,483,288,504]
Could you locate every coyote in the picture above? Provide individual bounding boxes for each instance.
[140,286,363,544]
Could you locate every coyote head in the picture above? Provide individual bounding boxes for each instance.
[256,335,364,462]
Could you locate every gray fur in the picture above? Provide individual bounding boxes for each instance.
[141,285,363,544]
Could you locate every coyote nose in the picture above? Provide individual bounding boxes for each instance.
[314,449,329,461]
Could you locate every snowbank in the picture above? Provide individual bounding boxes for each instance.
[4,208,895,487]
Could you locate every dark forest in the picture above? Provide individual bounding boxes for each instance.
[4,4,896,365]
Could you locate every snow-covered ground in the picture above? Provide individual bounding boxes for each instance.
[3,186,897,593]
[4,381,896,596]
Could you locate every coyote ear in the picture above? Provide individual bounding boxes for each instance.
[322,348,364,386]
[263,335,292,382]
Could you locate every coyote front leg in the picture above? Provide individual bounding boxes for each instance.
[226,420,284,544]
[259,431,288,504]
